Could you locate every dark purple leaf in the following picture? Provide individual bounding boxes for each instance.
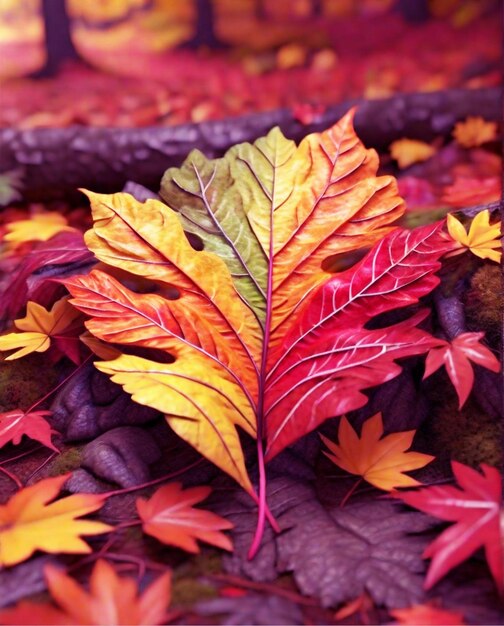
[0,231,94,324]
[81,426,161,488]
[216,477,435,608]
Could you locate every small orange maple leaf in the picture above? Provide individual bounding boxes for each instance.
[0,559,171,626]
[320,413,434,491]
[3,211,76,247]
[453,116,499,148]
[0,474,111,566]
[389,138,436,169]
[446,209,501,263]
[137,482,234,553]
[0,297,82,360]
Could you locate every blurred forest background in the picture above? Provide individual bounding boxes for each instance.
[0,0,501,127]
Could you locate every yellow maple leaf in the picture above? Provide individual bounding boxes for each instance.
[0,297,81,360]
[453,116,499,148]
[0,474,112,566]
[3,212,76,246]
[389,138,436,169]
[320,413,434,491]
[446,210,501,263]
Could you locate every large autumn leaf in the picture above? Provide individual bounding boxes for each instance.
[0,559,171,625]
[393,462,503,594]
[0,474,111,566]
[64,112,454,498]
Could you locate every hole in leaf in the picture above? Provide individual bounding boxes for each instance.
[321,248,369,273]
[122,346,176,364]
[185,231,204,251]
[365,304,426,330]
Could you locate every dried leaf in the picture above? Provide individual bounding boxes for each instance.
[218,476,435,608]
[0,474,111,566]
[0,297,82,360]
[446,209,501,263]
[423,332,500,408]
[0,559,171,625]
[390,603,465,625]
[0,409,58,451]
[389,138,436,169]
[393,461,503,593]
[137,482,233,553]
[452,116,499,148]
[321,413,434,491]
[3,213,76,246]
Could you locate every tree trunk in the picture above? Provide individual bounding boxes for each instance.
[394,0,430,23]
[30,0,80,78]
[180,0,225,49]
[0,87,498,200]
[312,0,323,17]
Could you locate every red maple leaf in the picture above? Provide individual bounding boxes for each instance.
[423,332,500,408]
[0,409,59,451]
[393,461,503,593]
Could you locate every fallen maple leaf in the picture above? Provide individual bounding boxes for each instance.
[0,409,58,451]
[3,212,76,247]
[446,209,501,263]
[390,603,465,625]
[452,116,499,148]
[137,482,233,553]
[320,413,434,491]
[423,332,500,408]
[389,138,437,169]
[0,297,82,360]
[0,559,171,625]
[0,474,111,566]
[393,461,503,593]
[216,476,435,608]
[442,176,501,208]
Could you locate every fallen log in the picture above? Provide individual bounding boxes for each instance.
[0,87,499,200]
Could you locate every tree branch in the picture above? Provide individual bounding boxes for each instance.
[0,87,499,200]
